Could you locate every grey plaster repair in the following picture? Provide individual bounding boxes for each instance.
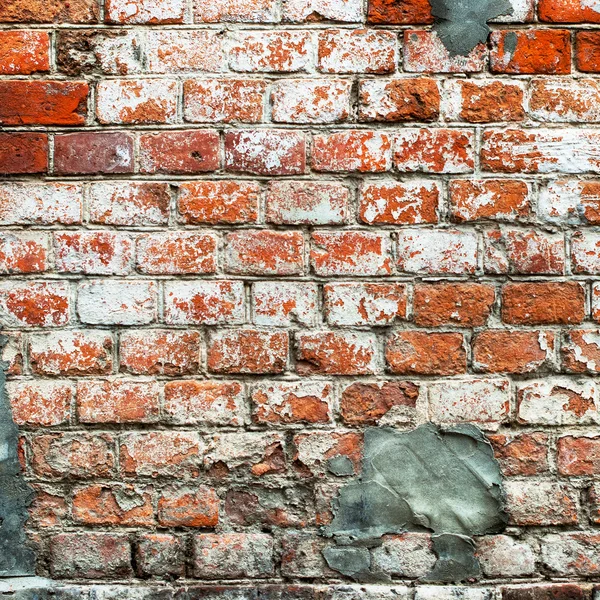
[0,334,36,576]
[323,424,507,583]
[431,0,513,56]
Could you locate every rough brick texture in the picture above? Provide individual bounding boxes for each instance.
[0,0,598,597]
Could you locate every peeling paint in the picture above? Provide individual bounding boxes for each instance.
[431,0,514,56]
[0,334,36,576]
[323,424,507,583]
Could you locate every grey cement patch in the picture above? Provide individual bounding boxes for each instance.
[431,0,513,56]
[323,424,507,583]
[0,334,36,576]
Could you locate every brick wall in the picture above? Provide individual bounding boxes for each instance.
[2,0,600,597]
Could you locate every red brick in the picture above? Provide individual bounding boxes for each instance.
[106,0,184,23]
[31,433,115,479]
[368,0,432,23]
[0,0,98,23]
[0,133,48,175]
[139,131,220,174]
[386,331,466,376]
[359,180,439,224]
[558,435,600,475]
[136,232,217,275]
[0,232,49,274]
[229,31,313,72]
[318,29,396,74]
[252,281,318,327]
[163,380,246,426]
[359,78,440,122]
[158,485,219,527]
[6,380,72,427]
[473,330,555,374]
[324,282,407,326]
[136,534,185,579]
[178,181,259,225]
[490,30,571,74]
[539,0,600,22]
[120,330,200,376]
[0,31,49,74]
[184,79,266,123]
[54,132,133,175]
[267,181,349,225]
[0,81,87,126]
[89,182,170,226]
[225,130,306,175]
[403,31,486,73]
[77,379,160,424]
[489,432,549,476]
[528,79,600,123]
[164,280,245,325]
[576,31,600,72]
[413,283,495,327]
[120,432,202,478]
[394,128,475,173]
[28,486,68,528]
[252,381,333,425]
[72,484,154,526]
[562,329,600,374]
[483,228,565,275]
[296,331,378,375]
[207,330,288,374]
[49,533,131,579]
[146,31,223,73]
[311,231,392,276]
[54,231,133,275]
[340,381,419,426]
[195,0,278,22]
[30,330,112,376]
[225,230,305,276]
[444,80,525,123]
[502,584,591,600]
[0,281,70,328]
[502,282,585,325]
[449,179,531,222]
[313,131,392,172]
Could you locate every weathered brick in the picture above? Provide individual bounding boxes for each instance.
[589,484,600,524]
[54,132,133,175]
[229,31,313,72]
[562,329,600,374]
[253,281,318,326]
[502,584,591,600]
[137,534,185,578]
[0,232,49,274]
[0,31,49,74]
[372,534,436,578]
[147,31,224,73]
[558,435,600,475]
[517,379,599,425]
[386,331,466,376]
[164,380,246,426]
[178,181,259,225]
[139,131,220,174]
[120,330,200,376]
[324,283,407,326]
[539,180,600,225]
[0,281,70,328]
[184,79,266,123]
[368,0,433,24]
[576,31,600,72]
[359,180,440,224]
[428,378,510,429]
[311,231,393,276]
[158,485,219,527]
[0,133,48,175]
[30,330,112,376]
[476,536,536,578]
[541,534,600,575]
[106,0,184,23]
[0,0,98,22]
[539,0,600,22]
[293,431,362,478]
[196,0,278,22]
[7,380,72,427]
[313,131,392,172]
[502,282,585,325]
[489,432,549,476]
[1,333,23,376]
[285,0,363,22]
[394,128,475,173]
[413,283,495,327]
[164,280,245,325]
[207,330,288,374]
[89,182,170,226]
[572,231,600,273]
[0,81,87,125]
[252,381,333,425]
[225,230,305,276]
[77,379,160,424]
[136,232,217,275]
[272,80,352,124]
[296,331,378,375]
[594,284,600,322]
[529,79,600,123]
[505,480,578,525]
[225,130,306,175]
[77,280,157,325]
[96,79,177,124]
